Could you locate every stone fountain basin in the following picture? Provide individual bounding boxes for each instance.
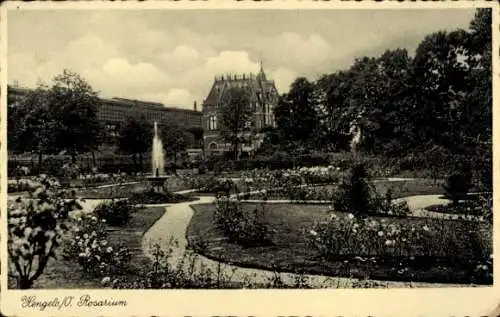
[146,175,171,184]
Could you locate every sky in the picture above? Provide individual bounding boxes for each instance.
[8,9,476,110]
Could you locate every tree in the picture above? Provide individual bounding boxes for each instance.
[315,71,354,151]
[410,30,469,154]
[49,69,102,163]
[274,78,319,144]
[161,125,193,169]
[8,84,61,169]
[219,86,253,160]
[463,8,492,189]
[117,115,152,173]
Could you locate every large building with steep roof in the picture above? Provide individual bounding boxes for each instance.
[202,65,279,155]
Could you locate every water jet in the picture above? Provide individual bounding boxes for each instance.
[147,121,170,192]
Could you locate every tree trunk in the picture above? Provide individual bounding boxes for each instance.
[233,136,239,161]
[71,151,77,164]
[18,278,33,289]
[91,151,96,167]
[38,151,43,170]
[132,153,137,174]
[173,150,178,175]
[138,152,143,173]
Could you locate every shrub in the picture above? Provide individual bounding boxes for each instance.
[214,196,269,246]
[94,200,136,226]
[8,176,81,289]
[372,189,411,217]
[7,179,41,193]
[62,212,131,277]
[333,164,411,217]
[199,177,237,195]
[444,170,472,205]
[333,164,375,217]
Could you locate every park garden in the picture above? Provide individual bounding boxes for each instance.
[6,9,493,289]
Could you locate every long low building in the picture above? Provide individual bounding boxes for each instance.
[7,86,203,146]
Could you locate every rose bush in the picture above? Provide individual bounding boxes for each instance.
[8,178,41,193]
[62,211,131,277]
[94,200,137,226]
[214,195,269,246]
[8,176,81,289]
[305,211,492,283]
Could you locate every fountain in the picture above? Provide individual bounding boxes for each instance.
[147,121,170,192]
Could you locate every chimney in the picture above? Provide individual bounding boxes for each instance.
[194,101,197,112]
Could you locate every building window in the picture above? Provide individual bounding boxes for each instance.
[209,115,218,130]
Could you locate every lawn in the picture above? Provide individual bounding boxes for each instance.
[76,182,149,199]
[371,179,445,198]
[237,178,446,201]
[187,202,492,284]
[8,206,166,289]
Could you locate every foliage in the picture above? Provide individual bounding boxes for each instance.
[266,8,491,171]
[161,125,194,167]
[117,115,153,172]
[8,84,61,166]
[49,70,103,163]
[94,200,137,226]
[333,164,374,217]
[8,178,41,193]
[128,190,192,205]
[198,176,237,195]
[8,176,81,289]
[274,77,319,143]
[219,86,253,160]
[333,164,411,217]
[62,212,131,277]
[214,196,269,246]
[444,168,472,205]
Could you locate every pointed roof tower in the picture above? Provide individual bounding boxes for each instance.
[257,60,266,82]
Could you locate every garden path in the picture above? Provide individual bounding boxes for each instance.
[140,193,471,288]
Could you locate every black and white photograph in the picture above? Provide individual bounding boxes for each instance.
[2,2,496,308]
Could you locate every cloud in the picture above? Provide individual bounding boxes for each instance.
[268,67,297,93]
[137,89,193,110]
[255,32,332,75]
[83,58,171,99]
[8,9,476,112]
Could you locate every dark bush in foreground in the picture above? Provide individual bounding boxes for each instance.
[94,200,137,226]
[333,164,411,217]
[444,170,472,205]
[333,164,375,216]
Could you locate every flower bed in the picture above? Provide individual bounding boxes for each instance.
[7,178,42,193]
[187,202,492,284]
